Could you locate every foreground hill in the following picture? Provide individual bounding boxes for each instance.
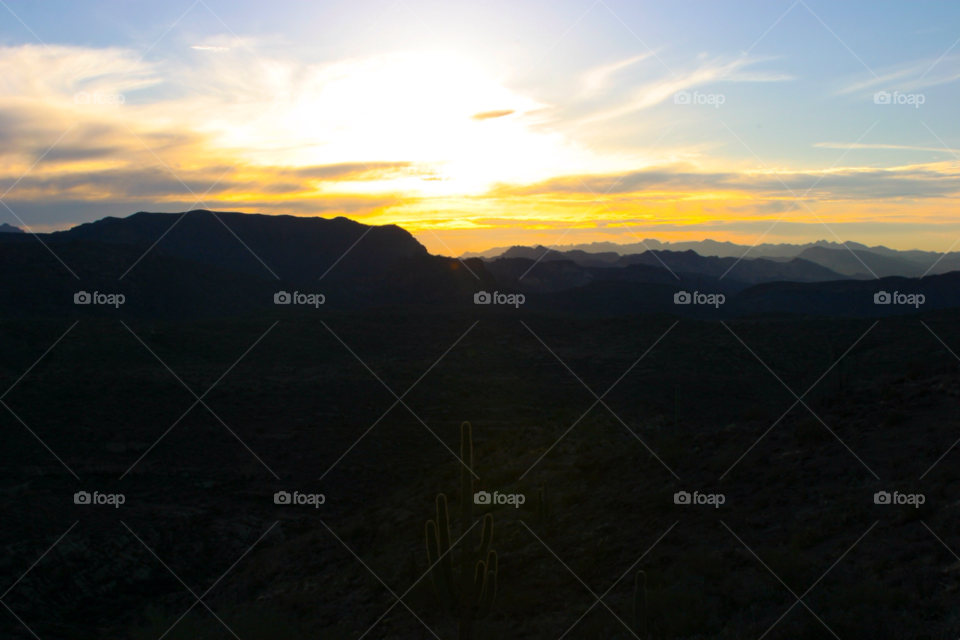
[0,210,494,317]
[2,308,959,638]
[46,210,427,283]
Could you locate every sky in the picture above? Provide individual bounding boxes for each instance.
[0,0,959,255]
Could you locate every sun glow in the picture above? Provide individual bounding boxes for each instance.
[1,36,958,253]
[222,52,615,196]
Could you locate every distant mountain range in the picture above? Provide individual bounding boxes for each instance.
[463,240,960,278]
[487,246,849,287]
[1,210,958,319]
[0,223,24,233]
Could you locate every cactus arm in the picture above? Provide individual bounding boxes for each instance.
[476,513,493,558]
[475,551,497,620]
[435,494,458,605]
[423,422,499,635]
[459,422,475,633]
[426,520,455,612]
[473,558,486,599]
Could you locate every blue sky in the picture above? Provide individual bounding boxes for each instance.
[1,0,959,252]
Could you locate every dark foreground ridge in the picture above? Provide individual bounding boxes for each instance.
[2,210,960,639]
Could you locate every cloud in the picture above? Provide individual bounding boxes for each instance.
[813,142,952,153]
[0,39,957,248]
[836,55,960,95]
[494,161,960,201]
[571,54,791,126]
[471,110,515,120]
[191,46,230,52]
[285,161,420,180]
[582,53,655,93]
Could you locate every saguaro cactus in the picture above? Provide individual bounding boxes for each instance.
[425,422,498,640]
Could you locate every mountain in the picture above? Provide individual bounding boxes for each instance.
[485,247,849,285]
[460,244,516,259]
[0,210,496,317]
[45,210,427,283]
[527,271,960,319]
[484,257,741,295]
[0,223,24,233]
[468,239,959,275]
[498,245,622,266]
[3,210,960,320]
[796,245,926,278]
[730,272,960,317]
[617,250,848,284]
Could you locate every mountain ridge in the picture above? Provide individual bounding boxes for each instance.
[2,210,959,319]
[468,241,960,278]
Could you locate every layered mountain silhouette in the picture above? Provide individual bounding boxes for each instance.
[467,240,960,277]
[1,210,958,319]
[792,245,927,278]
[488,246,848,286]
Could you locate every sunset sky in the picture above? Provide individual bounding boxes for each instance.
[1,0,959,254]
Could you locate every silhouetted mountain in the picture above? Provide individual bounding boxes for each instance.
[796,245,926,278]
[528,280,729,318]
[529,271,960,318]
[926,252,960,274]
[3,211,960,320]
[467,239,960,275]
[0,222,24,233]
[498,245,622,266]
[45,210,427,285]
[486,247,847,285]
[619,250,848,284]
[484,257,741,294]
[0,211,496,317]
[731,272,960,317]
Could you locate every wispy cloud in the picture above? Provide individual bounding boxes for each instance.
[494,160,960,201]
[582,53,655,93]
[572,53,791,126]
[835,55,960,95]
[471,109,514,120]
[813,142,951,153]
